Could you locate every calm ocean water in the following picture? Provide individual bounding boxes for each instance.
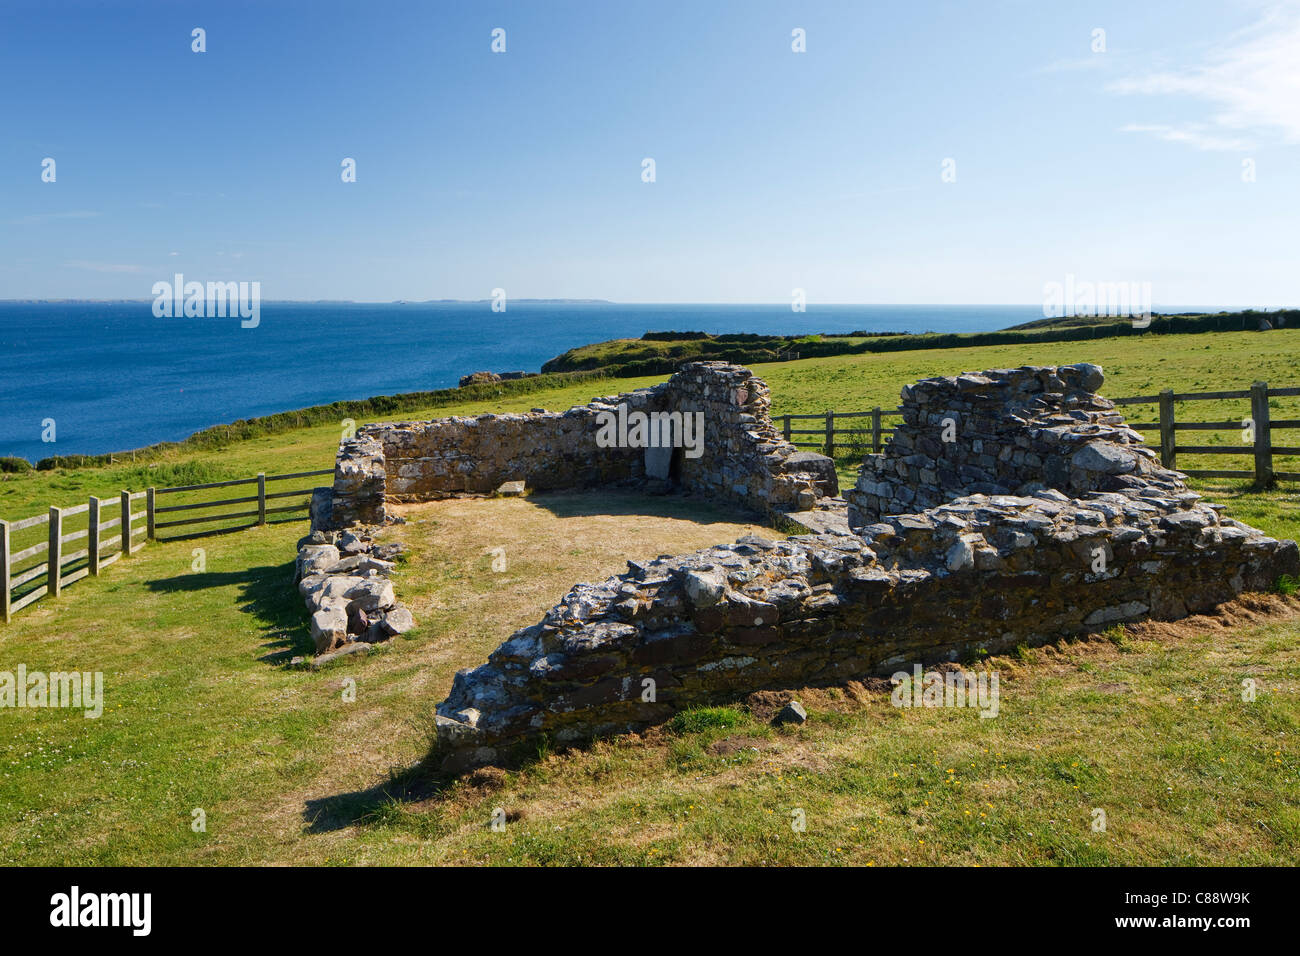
[0,302,1080,461]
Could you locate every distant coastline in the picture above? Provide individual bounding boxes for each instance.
[0,297,617,306]
[0,302,1285,466]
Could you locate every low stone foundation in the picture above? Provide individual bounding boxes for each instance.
[434,487,1296,762]
[293,526,415,664]
[431,364,1299,768]
[325,362,838,524]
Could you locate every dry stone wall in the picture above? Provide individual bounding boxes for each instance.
[363,403,645,499]
[302,361,838,666]
[669,362,838,512]
[323,362,838,523]
[432,364,1299,768]
[435,488,1297,764]
[845,363,1179,526]
[322,436,386,529]
[293,526,415,665]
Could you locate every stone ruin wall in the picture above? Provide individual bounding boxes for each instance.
[664,363,838,512]
[431,364,1299,768]
[845,363,1176,525]
[298,361,839,674]
[294,526,416,663]
[319,361,839,527]
[376,411,639,498]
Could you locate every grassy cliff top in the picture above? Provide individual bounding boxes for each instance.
[540,310,1297,378]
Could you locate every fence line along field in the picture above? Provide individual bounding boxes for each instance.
[777,381,1300,486]
[0,469,331,622]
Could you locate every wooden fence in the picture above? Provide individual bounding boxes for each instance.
[0,468,332,624]
[1113,382,1300,484]
[780,406,904,457]
[778,380,1300,485]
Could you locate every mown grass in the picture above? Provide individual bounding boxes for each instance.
[405,604,1300,867]
[3,491,1296,866]
[1,327,1298,865]
[0,494,773,865]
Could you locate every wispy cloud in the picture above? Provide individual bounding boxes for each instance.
[65,260,142,274]
[1109,4,1300,150]
[1037,55,1113,75]
[1118,122,1255,152]
[7,210,101,225]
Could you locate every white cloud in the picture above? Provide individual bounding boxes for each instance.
[1109,4,1300,149]
[1118,122,1255,152]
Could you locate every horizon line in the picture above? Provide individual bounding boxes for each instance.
[0,299,1281,309]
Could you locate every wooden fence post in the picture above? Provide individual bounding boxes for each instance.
[1,520,10,623]
[48,507,62,598]
[88,496,100,575]
[120,490,131,557]
[257,472,267,525]
[146,487,156,541]
[1251,380,1273,487]
[824,410,835,457]
[1158,389,1176,470]
[783,415,791,442]
[872,406,882,453]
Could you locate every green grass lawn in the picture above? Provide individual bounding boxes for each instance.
[2,492,1297,866]
[2,327,1298,865]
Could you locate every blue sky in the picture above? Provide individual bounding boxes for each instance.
[2,0,1298,305]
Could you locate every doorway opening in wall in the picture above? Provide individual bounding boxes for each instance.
[668,446,685,489]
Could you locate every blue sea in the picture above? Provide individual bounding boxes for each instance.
[0,301,1136,461]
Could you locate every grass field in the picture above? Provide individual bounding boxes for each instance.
[1,327,1298,865]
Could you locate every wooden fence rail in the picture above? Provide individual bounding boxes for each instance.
[1111,382,1300,484]
[778,381,1300,485]
[780,407,905,458]
[1,468,332,624]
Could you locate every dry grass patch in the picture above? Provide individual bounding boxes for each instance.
[383,489,772,669]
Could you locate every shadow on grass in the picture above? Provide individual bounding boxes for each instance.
[524,488,767,527]
[302,737,573,834]
[143,559,312,662]
[303,760,452,833]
